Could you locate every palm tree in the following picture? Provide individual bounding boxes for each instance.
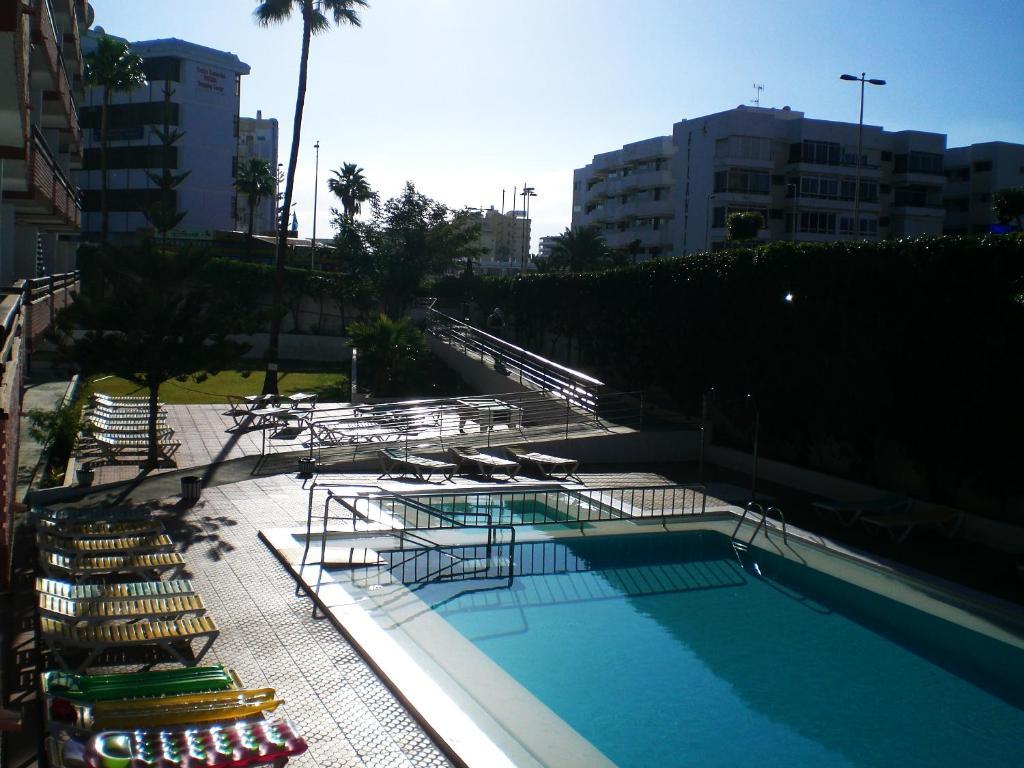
[347,314,426,397]
[234,158,277,259]
[254,0,368,395]
[327,162,375,222]
[83,35,146,244]
[550,225,609,272]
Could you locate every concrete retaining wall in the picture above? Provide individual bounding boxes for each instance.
[232,333,351,364]
[426,335,531,396]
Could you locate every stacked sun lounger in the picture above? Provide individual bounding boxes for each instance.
[34,506,309,767]
[34,507,215,672]
[77,393,180,467]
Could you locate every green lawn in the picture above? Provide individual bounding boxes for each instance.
[82,366,351,404]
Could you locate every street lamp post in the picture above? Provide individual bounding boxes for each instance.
[520,185,536,271]
[310,140,320,270]
[840,72,886,240]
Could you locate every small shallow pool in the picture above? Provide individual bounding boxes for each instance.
[395,531,1024,767]
[381,489,623,528]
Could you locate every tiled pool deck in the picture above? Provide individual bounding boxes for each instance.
[23,400,695,767]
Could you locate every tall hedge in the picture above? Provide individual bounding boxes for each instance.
[506,236,1024,518]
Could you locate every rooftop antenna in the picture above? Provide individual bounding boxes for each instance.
[751,83,765,107]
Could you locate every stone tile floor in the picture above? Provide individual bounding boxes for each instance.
[153,472,455,768]
[28,467,681,768]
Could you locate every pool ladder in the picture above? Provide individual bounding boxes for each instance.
[730,502,787,567]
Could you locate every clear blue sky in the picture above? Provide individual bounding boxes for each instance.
[91,0,1024,248]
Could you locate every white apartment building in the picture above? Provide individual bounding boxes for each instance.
[538,235,560,262]
[78,32,250,240]
[470,207,531,276]
[943,142,1024,235]
[573,106,948,259]
[572,135,675,260]
[235,110,279,236]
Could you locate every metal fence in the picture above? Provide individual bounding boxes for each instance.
[0,271,79,589]
[426,308,604,413]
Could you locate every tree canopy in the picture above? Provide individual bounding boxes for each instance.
[327,162,376,222]
[55,244,258,468]
[330,181,484,317]
[546,225,611,272]
[993,187,1024,231]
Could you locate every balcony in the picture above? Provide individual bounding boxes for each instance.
[890,170,945,187]
[30,0,80,154]
[605,169,673,196]
[22,126,81,229]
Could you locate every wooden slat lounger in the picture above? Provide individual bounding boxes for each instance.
[810,495,910,527]
[37,517,164,540]
[506,446,580,479]
[38,592,206,624]
[77,433,181,464]
[859,505,963,543]
[34,507,151,525]
[40,615,220,671]
[38,532,174,556]
[378,449,457,481]
[89,394,163,408]
[40,551,185,580]
[36,578,196,601]
[449,446,520,480]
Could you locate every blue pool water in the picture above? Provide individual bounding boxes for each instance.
[434,496,577,525]
[408,532,1024,768]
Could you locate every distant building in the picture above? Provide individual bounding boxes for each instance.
[235,109,279,236]
[943,142,1024,235]
[572,105,948,260]
[469,207,531,276]
[538,235,560,262]
[0,0,92,282]
[77,32,250,241]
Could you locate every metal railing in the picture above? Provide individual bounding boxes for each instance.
[299,484,707,550]
[292,483,714,616]
[0,270,78,590]
[730,501,787,553]
[426,308,604,413]
[297,483,517,616]
[254,386,643,461]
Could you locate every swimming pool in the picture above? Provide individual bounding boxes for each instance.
[380,489,620,528]
[395,531,1024,767]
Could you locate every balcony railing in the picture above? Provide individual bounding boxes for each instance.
[30,125,81,227]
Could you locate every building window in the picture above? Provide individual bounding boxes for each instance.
[894,151,943,174]
[839,217,878,236]
[798,211,836,234]
[82,146,178,171]
[791,141,841,165]
[716,135,770,160]
[894,186,934,207]
[881,151,893,162]
[80,101,180,130]
[82,189,174,213]
[142,57,182,82]
[714,168,770,194]
[973,160,993,172]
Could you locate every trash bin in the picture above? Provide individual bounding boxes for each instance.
[76,466,95,487]
[181,476,202,501]
[297,457,317,479]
